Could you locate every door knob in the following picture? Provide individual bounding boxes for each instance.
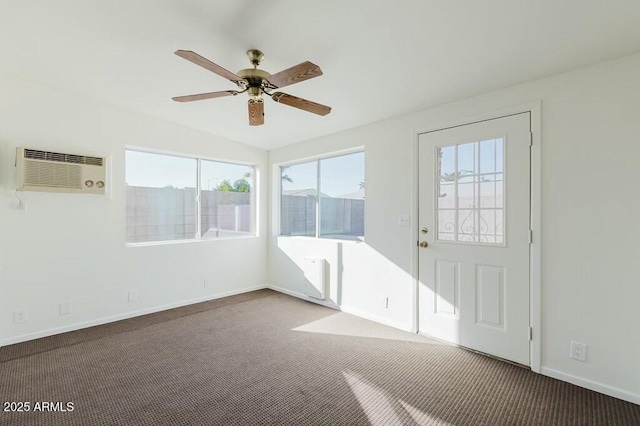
[419,241,428,248]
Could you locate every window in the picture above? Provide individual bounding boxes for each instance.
[200,159,254,239]
[126,149,254,244]
[437,138,504,244]
[280,151,364,241]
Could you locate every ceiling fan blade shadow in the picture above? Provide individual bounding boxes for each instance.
[271,92,331,116]
[172,91,238,102]
[265,61,322,89]
[175,50,244,84]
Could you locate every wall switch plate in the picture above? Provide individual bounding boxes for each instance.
[570,341,587,362]
[128,290,138,302]
[59,301,71,315]
[398,215,410,227]
[14,308,28,323]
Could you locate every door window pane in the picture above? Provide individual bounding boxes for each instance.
[436,138,505,245]
[200,160,253,239]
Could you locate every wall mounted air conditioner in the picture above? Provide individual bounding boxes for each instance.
[16,147,107,194]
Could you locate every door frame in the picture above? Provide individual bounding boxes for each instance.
[410,101,542,373]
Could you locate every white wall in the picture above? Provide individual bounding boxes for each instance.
[1,50,638,404]
[0,73,268,345]
[268,52,640,403]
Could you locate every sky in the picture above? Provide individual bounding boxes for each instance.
[126,150,252,189]
[125,140,499,196]
[440,138,503,176]
[125,150,364,196]
[282,151,365,197]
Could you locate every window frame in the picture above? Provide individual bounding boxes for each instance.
[276,147,365,241]
[125,146,258,246]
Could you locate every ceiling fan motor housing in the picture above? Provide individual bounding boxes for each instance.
[237,68,270,99]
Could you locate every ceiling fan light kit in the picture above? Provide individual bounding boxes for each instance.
[173,49,331,126]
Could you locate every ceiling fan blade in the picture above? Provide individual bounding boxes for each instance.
[248,100,264,126]
[175,50,244,83]
[265,61,323,88]
[172,90,237,102]
[271,92,331,116]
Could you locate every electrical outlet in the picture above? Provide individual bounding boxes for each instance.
[204,279,212,289]
[381,296,389,309]
[59,301,71,315]
[398,215,410,227]
[128,290,138,302]
[570,341,587,362]
[14,308,28,324]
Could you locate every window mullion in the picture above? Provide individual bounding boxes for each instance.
[196,158,201,240]
[316,159,321,238]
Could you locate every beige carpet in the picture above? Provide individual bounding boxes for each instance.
[0,289,638,425]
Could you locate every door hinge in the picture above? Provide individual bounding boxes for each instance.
[528,230,533,244]
[528,327,533,341]
[529,132,533,147]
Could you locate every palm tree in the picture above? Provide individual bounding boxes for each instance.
[281,166,293,183]
[439,170,472,198]
[440,170,472,182]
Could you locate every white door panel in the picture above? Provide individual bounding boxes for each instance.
[418,113,530,365]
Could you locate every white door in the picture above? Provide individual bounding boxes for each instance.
[418,113,531,365]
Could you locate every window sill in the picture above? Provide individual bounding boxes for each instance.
[126,235,259,247]
[276,235,365,244]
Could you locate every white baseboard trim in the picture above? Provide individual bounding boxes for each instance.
[0,284,267,347]
[268,284,340,309]
[541,367,640,405]
[267,284,412,333]
[341,305,413,333]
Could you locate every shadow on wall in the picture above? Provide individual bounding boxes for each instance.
[273,236,422,329]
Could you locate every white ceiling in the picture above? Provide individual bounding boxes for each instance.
[2,1,640,150]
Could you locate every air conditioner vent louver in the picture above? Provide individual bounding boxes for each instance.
[24,161,82,188]
[16,147,106,194]
[24,149,104,166]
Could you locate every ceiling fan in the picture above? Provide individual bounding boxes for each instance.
[172,49,331,126]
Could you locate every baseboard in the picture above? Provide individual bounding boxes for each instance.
[340,305,413,333]
[268,284,340,309]
[541,367,640,405]
[0,284,267,347]
[267,284,412,333]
